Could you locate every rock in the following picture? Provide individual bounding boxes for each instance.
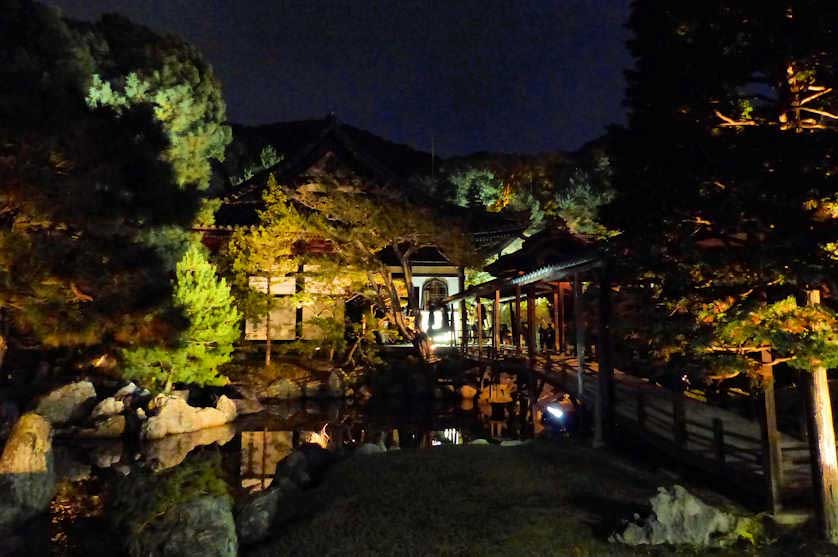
[89,397,124,420]
[77,415,126,439]
[141,395,237,440]
[326,371,345,397]
[0,413,56,529]
[263,378,302,400]
[132,494,237,557]
[274,450,310,488]
[610,485,763,548]
[468,439,490,446]
[136,408,147,420]
[303,380,325,399]
[170,389,190,401]
[236,481,299,545]
[34,381,96,425]
[500,439,527,447]
[457,384,478,400]
[233,398,264,416]
[344,388,355,398]
[91,442,123,468]
[144,424,236,471]
[357,385,373,400]
[356,442,387,455]
[113,382,139,400]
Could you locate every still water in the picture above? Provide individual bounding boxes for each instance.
[23,390,560,557]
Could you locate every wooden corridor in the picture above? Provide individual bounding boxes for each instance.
[463,344,814,510]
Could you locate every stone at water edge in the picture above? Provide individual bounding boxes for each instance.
[113,382,139,400]
[144,424,236,471]
[89,397,124,420]
[468,439,490,445]
[34,380,97,425]
[233,398,264,415]
[263,378,302,400]
[356,442,387,455]
[610,485,763,548]
[0,413,56,529]
[141,395,237,440]
[76,415,126,439]
[327,370,345,397]
[236,480,300,545]
[303,380,326,399]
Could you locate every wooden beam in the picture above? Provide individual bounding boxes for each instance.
[476,297,483,359]
[513,285,522,354]
[760,349,784,514]
[459,267,467,352]
[552,284,561,352]
[493,288,501,357]
[574,273,585,400]
[526,287,537,366]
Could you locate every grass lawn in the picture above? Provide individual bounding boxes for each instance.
[246,439,811,557]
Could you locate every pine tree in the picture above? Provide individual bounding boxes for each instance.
[121,244,240,391]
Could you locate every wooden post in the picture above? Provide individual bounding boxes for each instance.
[475,297,483,359]
[805,289,838,542]
[513,285,522,354]
[760,348,783,514]
[459,268,467,352]
[552,284,561,353]
[713,418,726,472]
[595,263,614,447]
[493,288,501,358]
[560,284,567,353]
[526,287,537,367]
[574,273,585,401]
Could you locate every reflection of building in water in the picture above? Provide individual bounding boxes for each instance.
[240,430,295,491]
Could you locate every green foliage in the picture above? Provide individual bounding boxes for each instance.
[604,2,838,381]
[85,15,231,191]
[121,244,240,390]
[231,144,284,186]
[549,156,617,239]
[450,168,505,210]
[0,2,222,354]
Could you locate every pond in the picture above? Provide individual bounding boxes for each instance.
[16,383,569,557]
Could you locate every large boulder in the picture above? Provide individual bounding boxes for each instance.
[263,378,302,400]
[133,494,237,557]
[610,485,764,548]
[141,395,237,440]
[34,381,96,425]
[273,443,336,489]
[235,480,299,545]
[0,413,56,529]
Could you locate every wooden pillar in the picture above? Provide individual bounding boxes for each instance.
[595,263,614,447]
[475,297,483,359]
[574,273,585,400]
[760,348,783,514]
[526,287,537,366]
[552,284,561,353]
[493,288,501,357]
[459,268,467,352]
[513,285,522,354]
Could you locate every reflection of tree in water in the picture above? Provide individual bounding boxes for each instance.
[110,450,235,557]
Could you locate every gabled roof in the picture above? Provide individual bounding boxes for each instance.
[485,225,598,278]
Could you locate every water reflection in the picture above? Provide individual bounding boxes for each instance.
[40,380,561,555]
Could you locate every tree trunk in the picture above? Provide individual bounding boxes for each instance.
[806,289,838,542]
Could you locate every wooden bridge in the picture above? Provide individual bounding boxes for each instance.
[462,344,814,513]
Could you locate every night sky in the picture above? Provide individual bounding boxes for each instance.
[52,0,632,157]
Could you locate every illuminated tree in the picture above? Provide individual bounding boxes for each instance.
[0,0,231,374]
[121,244,240,392]
[608,2,838,539]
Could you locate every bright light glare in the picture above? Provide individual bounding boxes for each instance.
[546,405,564,419]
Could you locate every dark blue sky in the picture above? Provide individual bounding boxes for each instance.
[52,0,632,156]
